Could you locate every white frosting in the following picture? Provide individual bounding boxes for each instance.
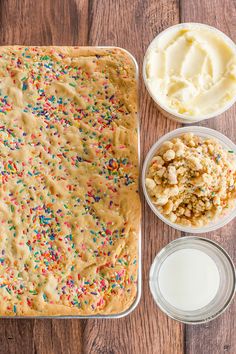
[145,24,236,117]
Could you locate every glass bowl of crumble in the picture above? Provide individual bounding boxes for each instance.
[142,126,236,233]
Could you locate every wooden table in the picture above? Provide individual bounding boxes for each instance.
[0,0,235,353]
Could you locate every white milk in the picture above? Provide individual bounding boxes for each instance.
[158,248,220,311]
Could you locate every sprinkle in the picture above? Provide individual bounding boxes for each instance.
[22,81,28,91]
[0,47,138,314]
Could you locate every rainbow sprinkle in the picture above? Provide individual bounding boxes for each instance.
[0,47,140,316]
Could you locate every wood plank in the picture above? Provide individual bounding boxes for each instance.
[0,0,88,46]
[0,319,35,354]
[0,1,88,354]
[0,1,234,353]
[181,1,236,353]
[84,1,184,354]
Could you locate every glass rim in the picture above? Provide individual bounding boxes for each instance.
[143,22,236,122]
[142,126,236,233]
[149,236,236,324]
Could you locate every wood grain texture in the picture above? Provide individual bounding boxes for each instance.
[0,0,235,353]
[84,1,183,354]
[0,1,86,354]
[0,0,88,46]
[181,1,236,354]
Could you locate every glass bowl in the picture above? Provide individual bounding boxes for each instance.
[143,23,236,124]
[142,126,236,233]
[149,236,236,324]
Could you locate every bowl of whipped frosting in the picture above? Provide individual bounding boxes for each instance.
[143,23,236,123]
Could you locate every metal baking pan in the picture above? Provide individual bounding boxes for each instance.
[1,47,141,319]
